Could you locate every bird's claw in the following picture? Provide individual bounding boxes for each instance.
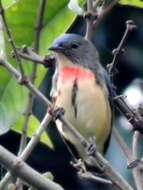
[127,159,142,169]
[71,159,86,174]
[87,137,97,157]
[49,107,65,120]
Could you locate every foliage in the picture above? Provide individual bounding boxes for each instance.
[120,0,143,8]
[0,0,76,147]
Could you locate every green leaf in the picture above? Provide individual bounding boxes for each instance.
[0,77,29,133]
[1,0,19,9]
[0,0,77,138]
[36,3,76,85]
[120,0,143,8]
[13,115,54,149]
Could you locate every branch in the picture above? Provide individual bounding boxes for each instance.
[30,0,47,83]
[0,58,50,106]
[94,152,133,190]
[85,0,94,40]
[35,0,47,52]
[0,145,64,190]
[17,47,56,68]
[114,95,143,135]
[113,128,141,170]
[18,0,47,158]
[105,20,143,135]
[0,1,24,76]
[0,112,52,189]
[18,0,47,169]
[93,0,119,31]
[18,104,32,156]
[132,131,143,190]
[72,158,113,185]
[56,113,133,190]
[106,18,143,189]
[85,0,119,40]
[108,20,137,78]
[79,171,113,185]
[0,8,49,188]
[17,47,44,64]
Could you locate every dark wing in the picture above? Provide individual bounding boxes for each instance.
[102,68,114,153]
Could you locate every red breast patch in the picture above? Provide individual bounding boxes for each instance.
[60,67,94,81]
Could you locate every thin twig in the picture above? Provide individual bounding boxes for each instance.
[57,115,133,190]
[85,0,94,40]
[132,131,143,190]
[79,171,113,185]
[0,112,52,189]
[108,20,137,78]
[31,0,47,82]
[72,158,113,185]
[95,152,133,190]
[0,58,50,105]
[113,128,140,169]
[17,103,32,188]
[107,18,143,189]
[93,0,101,11]
[106,20,143,134]
[0,1,24,76]
[114,96,143,135]
[18,0,47,156]
[35,0,47,52]
[93,0,119,31]
[17,47,56,68]
[133,132,142,159]
[85,0,119,39]
[18,106,32,156]
[0,145,64,190]
[17,47,44,64]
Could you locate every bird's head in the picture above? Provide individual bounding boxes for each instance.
[49,34,99,70]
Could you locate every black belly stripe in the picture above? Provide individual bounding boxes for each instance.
[71,78,78,118]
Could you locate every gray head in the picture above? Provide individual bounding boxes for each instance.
[49,33,100,71]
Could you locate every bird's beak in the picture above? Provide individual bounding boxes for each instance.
[49,45,65,53]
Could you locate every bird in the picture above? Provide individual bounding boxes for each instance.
[49,33,112,158]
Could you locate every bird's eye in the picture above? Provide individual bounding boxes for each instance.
[71,43,79,49]
[59,43,64,47]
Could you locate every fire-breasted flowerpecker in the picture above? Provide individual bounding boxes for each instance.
[49,34,112,156]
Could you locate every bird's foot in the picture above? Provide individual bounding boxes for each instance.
[71,159,86,174]
[48,106,65,120]
[127,159,142,169]
[87,136,97,157]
